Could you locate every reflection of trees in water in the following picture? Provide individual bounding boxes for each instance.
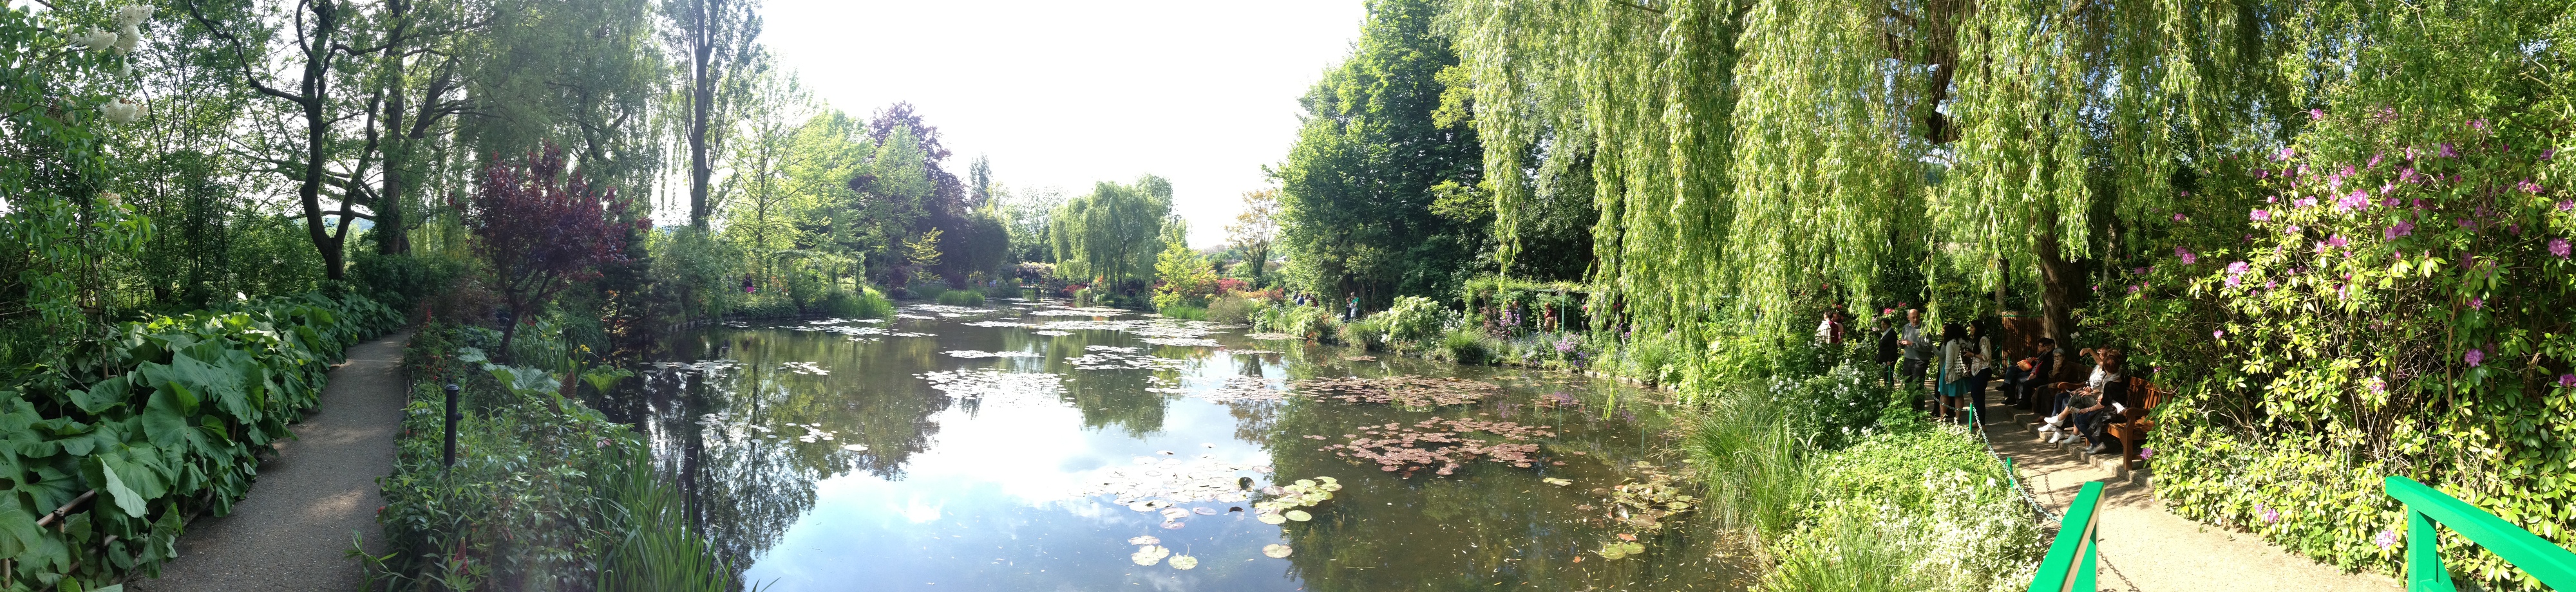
[1252,375,1743,591]
[616,328,956,576]
[1036,330,1170,437]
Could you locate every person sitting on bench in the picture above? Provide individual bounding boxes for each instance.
[2038,348,2124,447]
[2002,337,2056,405]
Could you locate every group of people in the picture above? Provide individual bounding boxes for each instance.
[1287,291,1364,322]
[1857,308,2135,454]
[1868,308,2005,423]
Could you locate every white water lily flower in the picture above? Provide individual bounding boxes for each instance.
[115,5,151,27]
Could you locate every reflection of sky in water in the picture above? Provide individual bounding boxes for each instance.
[641,306,1747,592]
[744,371,1305,591]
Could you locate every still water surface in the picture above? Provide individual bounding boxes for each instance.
[604,299,1746,591]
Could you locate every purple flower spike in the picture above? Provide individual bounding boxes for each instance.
[2466,348,2485,367]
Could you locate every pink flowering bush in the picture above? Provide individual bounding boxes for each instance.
[2105,113,2576,584]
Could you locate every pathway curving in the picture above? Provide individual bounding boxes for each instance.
[131,330,412,592]
[1978,397,2400,591]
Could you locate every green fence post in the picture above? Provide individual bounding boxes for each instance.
[2029,481,2104,592]
[2406,509,2452,591]
[2384,476,2576,590]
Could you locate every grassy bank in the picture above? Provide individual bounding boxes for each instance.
[1683,359,2044,591]
[366,322,745,591]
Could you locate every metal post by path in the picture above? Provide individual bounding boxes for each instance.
[443,383,461,470]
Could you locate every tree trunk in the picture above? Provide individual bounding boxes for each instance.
[2034,229,2081,382]
[688,0,716,230]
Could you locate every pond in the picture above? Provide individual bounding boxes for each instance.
[600,299,1748,591]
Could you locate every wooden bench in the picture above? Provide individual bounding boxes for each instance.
[2106,376,2166,469]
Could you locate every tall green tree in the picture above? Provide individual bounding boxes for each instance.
[1273,0,1483,310]
[1050,176,1172,286]
[664,0,761,229]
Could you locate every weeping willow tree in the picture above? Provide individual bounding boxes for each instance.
[1448,0,2284,365]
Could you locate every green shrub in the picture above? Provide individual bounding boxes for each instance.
[349,250,471,315]
[1379,295,1448,347]
[0,292,402,591]
[1157,305,1207,320]
[1205,296,1260,325]
[1251,304,1345,344]
[1341,314,1390,350]
[1761,427,2043,592]
[815,287,894,319]
[936,290,985,306]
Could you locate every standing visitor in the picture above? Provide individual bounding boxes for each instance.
[1964,321,1994,423]
[1873,316,1900,387]
[1347,293,1359,321]
[743,273,756,294]
[1935,322,1969,422]
[1899,309,1931,398]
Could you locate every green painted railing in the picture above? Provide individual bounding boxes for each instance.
[2028,481,2104,592]
[2384,476,2576,590]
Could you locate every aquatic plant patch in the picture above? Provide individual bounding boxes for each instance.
[1315,417,1555,476]
[916,369,1068,405]
[1291,376,1502,407]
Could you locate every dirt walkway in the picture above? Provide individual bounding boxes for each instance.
[132,330,412,592]
[1974,394,2398,591]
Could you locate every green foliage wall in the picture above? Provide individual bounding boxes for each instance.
[0,293,402,590]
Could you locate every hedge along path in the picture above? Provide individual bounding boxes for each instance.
[1980,407,2398,591]
[130,330,411,592]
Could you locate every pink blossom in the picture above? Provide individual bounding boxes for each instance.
[2465,348,2484,367]
[2470,297,2484,310]
[2251,209,2272,221]
[2173,213,2187,221]
[2326,235,2347,248]
[2559,200,2574,212]
[2552,238,2571,259]
[2176,246,2197,264]
[2213,329,2226,340]
[2296,196,2318,208]
[2472,118,2488,131]
[2520,180,2544,194]
[2286,225,2302,235]
[2337,190,2369,212]
[2227,261,2249,275]
[2376,528,2401,550]
[2276,146,2296,160]
[2385,221,2414,240]
[2561,374,2576,388]
[2368,153,2384,169]
[2440,143,2459,158]
[2309,108,2326,120]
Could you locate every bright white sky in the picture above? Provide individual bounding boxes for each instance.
[761,1,1368,248]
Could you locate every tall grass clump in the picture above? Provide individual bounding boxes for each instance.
[594,457,766,592]
[1435,328,1496,365]
[1253,304,1345,344]
[815,287,895,319]
[1157,304,1208,320]
[1688,393,1815,538]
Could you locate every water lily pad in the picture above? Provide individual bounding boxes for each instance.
[1262,544,1294,558]
[1128,536,1160,546]
[1284,510,1312,522]
[1256,512,1288,524]
[1160,508,1191,520]
[1132,545,1171,565]
[1168,555,1199,570]
[1191,507,1219,515]
[1159,520,1186,530]
[1543,477,1574,486]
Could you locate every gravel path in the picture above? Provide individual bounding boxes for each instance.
[131,331,412,592]
[1978,394,2398,591]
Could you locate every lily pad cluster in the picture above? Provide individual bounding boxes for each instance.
[1077,454,1272,529]
[1126,537,1195,569]
[1318,418,1555,476]
[916,369,1066,405]
[1065,348,1188,371]
[1292,376,1502,407]
[780,362,829,375]
[941,349,1045,359]
[1587,463,1697,560]
[1253,476,1340,524]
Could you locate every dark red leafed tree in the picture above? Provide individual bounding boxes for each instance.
[459,145,646,360]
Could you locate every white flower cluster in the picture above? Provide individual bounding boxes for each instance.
[68,6,149,55]
[100,97,145,124]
